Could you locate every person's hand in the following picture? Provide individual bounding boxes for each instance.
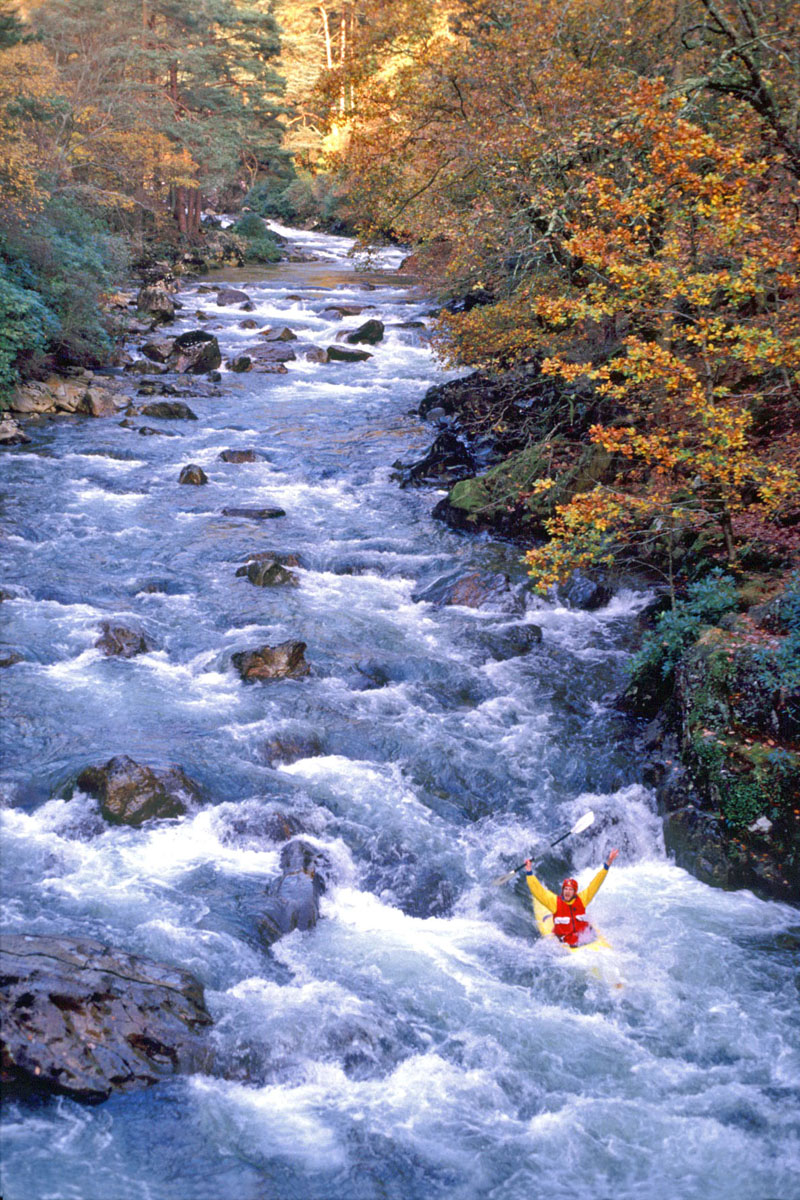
[524,859,532,872]
[606,848,619,866]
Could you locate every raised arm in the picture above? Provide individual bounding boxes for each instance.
[578,848,618,907]
[523,860,558,913]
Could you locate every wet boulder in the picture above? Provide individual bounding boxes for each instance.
[225,356,253,373]
[170,330,221,374]
[94,622,153,659]
[75,755,205,826]
[413,570,522,612]
[232,641,310,682]
[344,318,384,346]
[259,839,328,944]
[179,464,208,485]
[326,346,373,363]
[0,933,212,1104]
[236,556,299,587]
[77,387,123,418]
[216,288,250,306]
[140,401,197,420]
[262,732,322,768]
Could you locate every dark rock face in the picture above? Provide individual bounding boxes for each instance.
[232,641,310,682]
[75,755,205,826]
[140,402,197,420]
[321,304,365,318]
[179,464,208,485]
[0,650,23,667]
[326,345,373,363]
[216,288,250,306]
[225,356,253,373]
[221,506,285,520]
[259,840,328,945]
[397,432,474,488]
[558,571,612,611]
[345,319,384,346]
[0,934,212,1103]
[94,622,153,659]
[170,331,222,375]
[219,449,264,463]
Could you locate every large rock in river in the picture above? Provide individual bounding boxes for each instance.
[0,933,212,1103]
[170,330,222,374]
[232,641,310,682]
[76,755,205,825]
[94,622,153,658]
[259,840,328,944]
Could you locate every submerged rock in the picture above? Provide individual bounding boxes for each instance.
[0,933,212,1103]
[236,557,299,587]
[232,641,310,682]
[259,840,328,944]
[75,755,205,825]
[136,282,175,323]
[219,449,264,463]
[221,506,285,520]
[216,288,250,306]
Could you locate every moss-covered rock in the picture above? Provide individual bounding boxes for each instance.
[657,590,800,901]
[434,441,614,539]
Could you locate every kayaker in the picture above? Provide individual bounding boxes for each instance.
[523,848,619,946]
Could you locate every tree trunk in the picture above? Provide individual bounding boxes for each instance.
[319,6,333,70]
[175,186,188,235]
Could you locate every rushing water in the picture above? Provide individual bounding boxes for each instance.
[1,228,798,1200]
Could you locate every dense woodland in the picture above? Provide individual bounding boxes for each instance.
[1,0,798,881]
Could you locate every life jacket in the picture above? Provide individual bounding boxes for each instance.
[553,894,591,946]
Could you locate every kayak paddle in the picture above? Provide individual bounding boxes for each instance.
[491,810,595,886]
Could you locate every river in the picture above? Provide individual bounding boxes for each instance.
[1,226,798,1200]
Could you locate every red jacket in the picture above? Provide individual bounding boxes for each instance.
[553,894,590,946]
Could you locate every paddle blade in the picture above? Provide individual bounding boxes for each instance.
[571,810,595,836]
[491,867,519,887]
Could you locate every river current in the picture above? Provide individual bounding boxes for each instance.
[1,226,798,1200]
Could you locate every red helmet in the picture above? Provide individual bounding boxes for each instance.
[562,878,578,892]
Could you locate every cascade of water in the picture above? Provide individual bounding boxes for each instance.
[1,228,798,1200]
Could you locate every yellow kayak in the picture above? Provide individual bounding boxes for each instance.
[532,896,623,986]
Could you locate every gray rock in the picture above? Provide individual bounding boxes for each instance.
[75,755,205,826]
[140,338,176,364]
[558,571,612,611]
[326,346,373,363]
[225,356,253,373]
[243,342,296,364]
[216,288,250,306]
[0,414,30,444]
[0,933,212,1103]
[237,558,299,587]
[260,326,297,342]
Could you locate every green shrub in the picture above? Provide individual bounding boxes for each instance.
[231,213,281,263]
[630,570,739,685]
[0,263,58,406]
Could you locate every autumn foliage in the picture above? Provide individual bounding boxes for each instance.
[331,0,800,586]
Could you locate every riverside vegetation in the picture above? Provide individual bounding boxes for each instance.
[1,0,798,899]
